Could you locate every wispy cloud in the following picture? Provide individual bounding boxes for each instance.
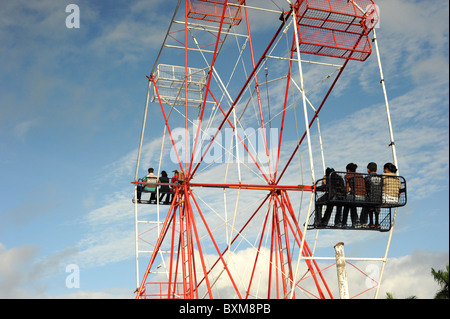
[0,243,78,298]
[12,119,41,142]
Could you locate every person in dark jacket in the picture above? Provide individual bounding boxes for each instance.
[315,167,346,227]
[158,171,171,204]
[360,162,382,229]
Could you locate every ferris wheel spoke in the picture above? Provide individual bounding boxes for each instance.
[194,191,272,294]
[188,1,231,176]
[189,13,291,180]
[184,192,215,298]
[206,87,272,182]
[275,59,350,184]
[273,40,296,182]
[245,197,273,298]
[187,188,243,298]
[270,190,334,299]
[150,75,186,174]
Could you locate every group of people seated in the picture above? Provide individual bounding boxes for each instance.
[315,162,403,230]
[135,168,184,204]
[135,162,403,229]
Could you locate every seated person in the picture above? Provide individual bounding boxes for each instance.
[315,167,345,227]
[169,170,179,203]
[342,163,365,227]
[382,162,401,206]
[158,171,171,204]
[137,168,158,203]
[360,162,382,229]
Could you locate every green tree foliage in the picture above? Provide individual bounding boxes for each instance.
[431,265,449,299]
[386,264,449,299]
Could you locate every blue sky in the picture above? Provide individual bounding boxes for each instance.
[0,0,448,299]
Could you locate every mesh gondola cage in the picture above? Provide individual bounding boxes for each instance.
[151,64,208,107]
[314,171,407,208]
[187,0,246,25]
[296,0,379,61]
[308,171,406,231]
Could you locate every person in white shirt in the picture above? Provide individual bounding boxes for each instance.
[137,168,158,203]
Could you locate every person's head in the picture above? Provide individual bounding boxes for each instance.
[367,162,377,173]
[161,170,167,177]
[346,163,358,173]
[173,170,179,176]
[148,168,154,173]
[383,162,397,174]
[325,167,335,176]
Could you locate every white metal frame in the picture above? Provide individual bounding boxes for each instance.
[132,0,400,299]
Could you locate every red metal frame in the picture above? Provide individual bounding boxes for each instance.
[295,0,379,61]
[136,1,331,300]
[140,282,184,299]
[135,0,380,300]
[187,0,246,25]
[189,8,291,180]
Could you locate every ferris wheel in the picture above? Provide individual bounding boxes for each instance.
[131,0,407,299]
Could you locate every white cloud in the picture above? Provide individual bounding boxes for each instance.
[55,289,131,299]
[87,0,171,65]
[0,243,78,298]
[376,0,449,85]
[0,244,37,298]
[295,249,449,299]
[377,250,449,299]
[73,194,136,268]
